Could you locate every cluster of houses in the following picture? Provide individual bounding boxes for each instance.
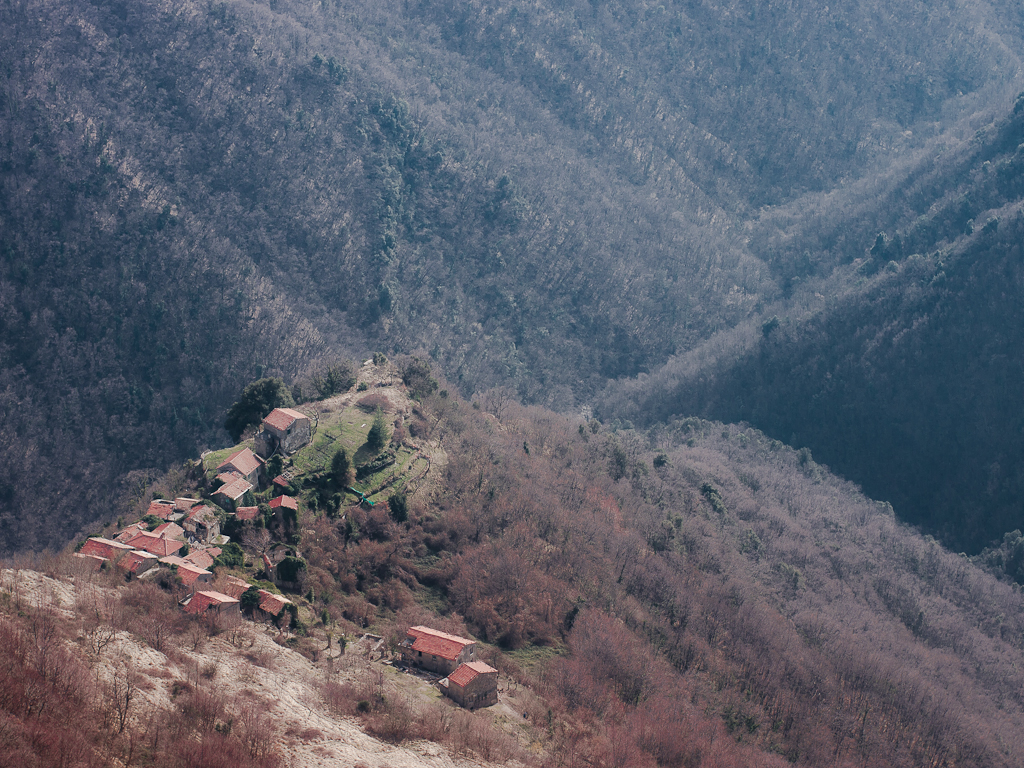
[400,626,499,709]
[73,408,314,625]
[75,407,500,711]
[74,503,293,628]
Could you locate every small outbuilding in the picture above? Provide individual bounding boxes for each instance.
[182,590,240,624]
[441,661,499,709]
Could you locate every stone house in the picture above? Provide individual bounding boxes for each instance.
[183,547,221,571]
[117,550,159,579]
[235,506,259,522]
[146,499,178,520]
[182,590,240,624]
[254,408,311,458]
[79,537,134,563]
[184,506,222,544]
[257,590,293,624]
[441,661,499,709]
[400,626,477,675]
[213,473,253,513]
[152,522,185,541]
[217,448,265,488]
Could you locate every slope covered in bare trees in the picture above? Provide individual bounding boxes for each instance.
[2,0,1024,557]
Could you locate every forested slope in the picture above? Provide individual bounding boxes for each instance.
[3,0,1024,552]
[602,99,1024,553]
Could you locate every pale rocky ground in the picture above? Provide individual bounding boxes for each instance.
[0,568,540,768]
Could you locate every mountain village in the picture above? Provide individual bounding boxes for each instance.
[69,364,499,712]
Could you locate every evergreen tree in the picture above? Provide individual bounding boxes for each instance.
[366,407,391,453]
[331,447,352,488]
[224,378,294,442]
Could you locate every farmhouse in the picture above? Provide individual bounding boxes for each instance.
[441,661,499,709]
[254,408,311,458]
[400,626,477,675]
[269,495,298,518]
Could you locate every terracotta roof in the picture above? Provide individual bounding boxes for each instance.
[272,475,291,489]
[263,408,308,432]
[269,495,298,511]
[218,576,252,600]
[215,475,253,501]
[114,523,148,543]
[118,550,158,574]
[235,506,259,521]
[175,563,212,587]
[126,532,184,558]
[80,538,133,561]
[218,448,264,477]
[153,522,184,540]
[147,499,177,519]
[175,498,201,511]
[448,661,497,688]
[184,547,221,570]
[159,556,190,567]
[257,590,292,617]
[406,626,475,660]
[184,590,239,615]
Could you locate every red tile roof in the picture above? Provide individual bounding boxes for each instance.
[147,499,178,519]
[114,523,148,543]
[183,547,221,570]
[126,532,184,558]
[80,537,134,561]
[257,590,292,617]
[269,495,298,511]
[218,576,252,600]
[175,563,212,587]
[218,448,264,478]
[272,475,291,489]
[263,408,308,432]
[152,522,184,540]
[406,626,475,660]
[448,661,497,688]
[235,506,259,521]
[118,550,158,574]
[184,590,239,615]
